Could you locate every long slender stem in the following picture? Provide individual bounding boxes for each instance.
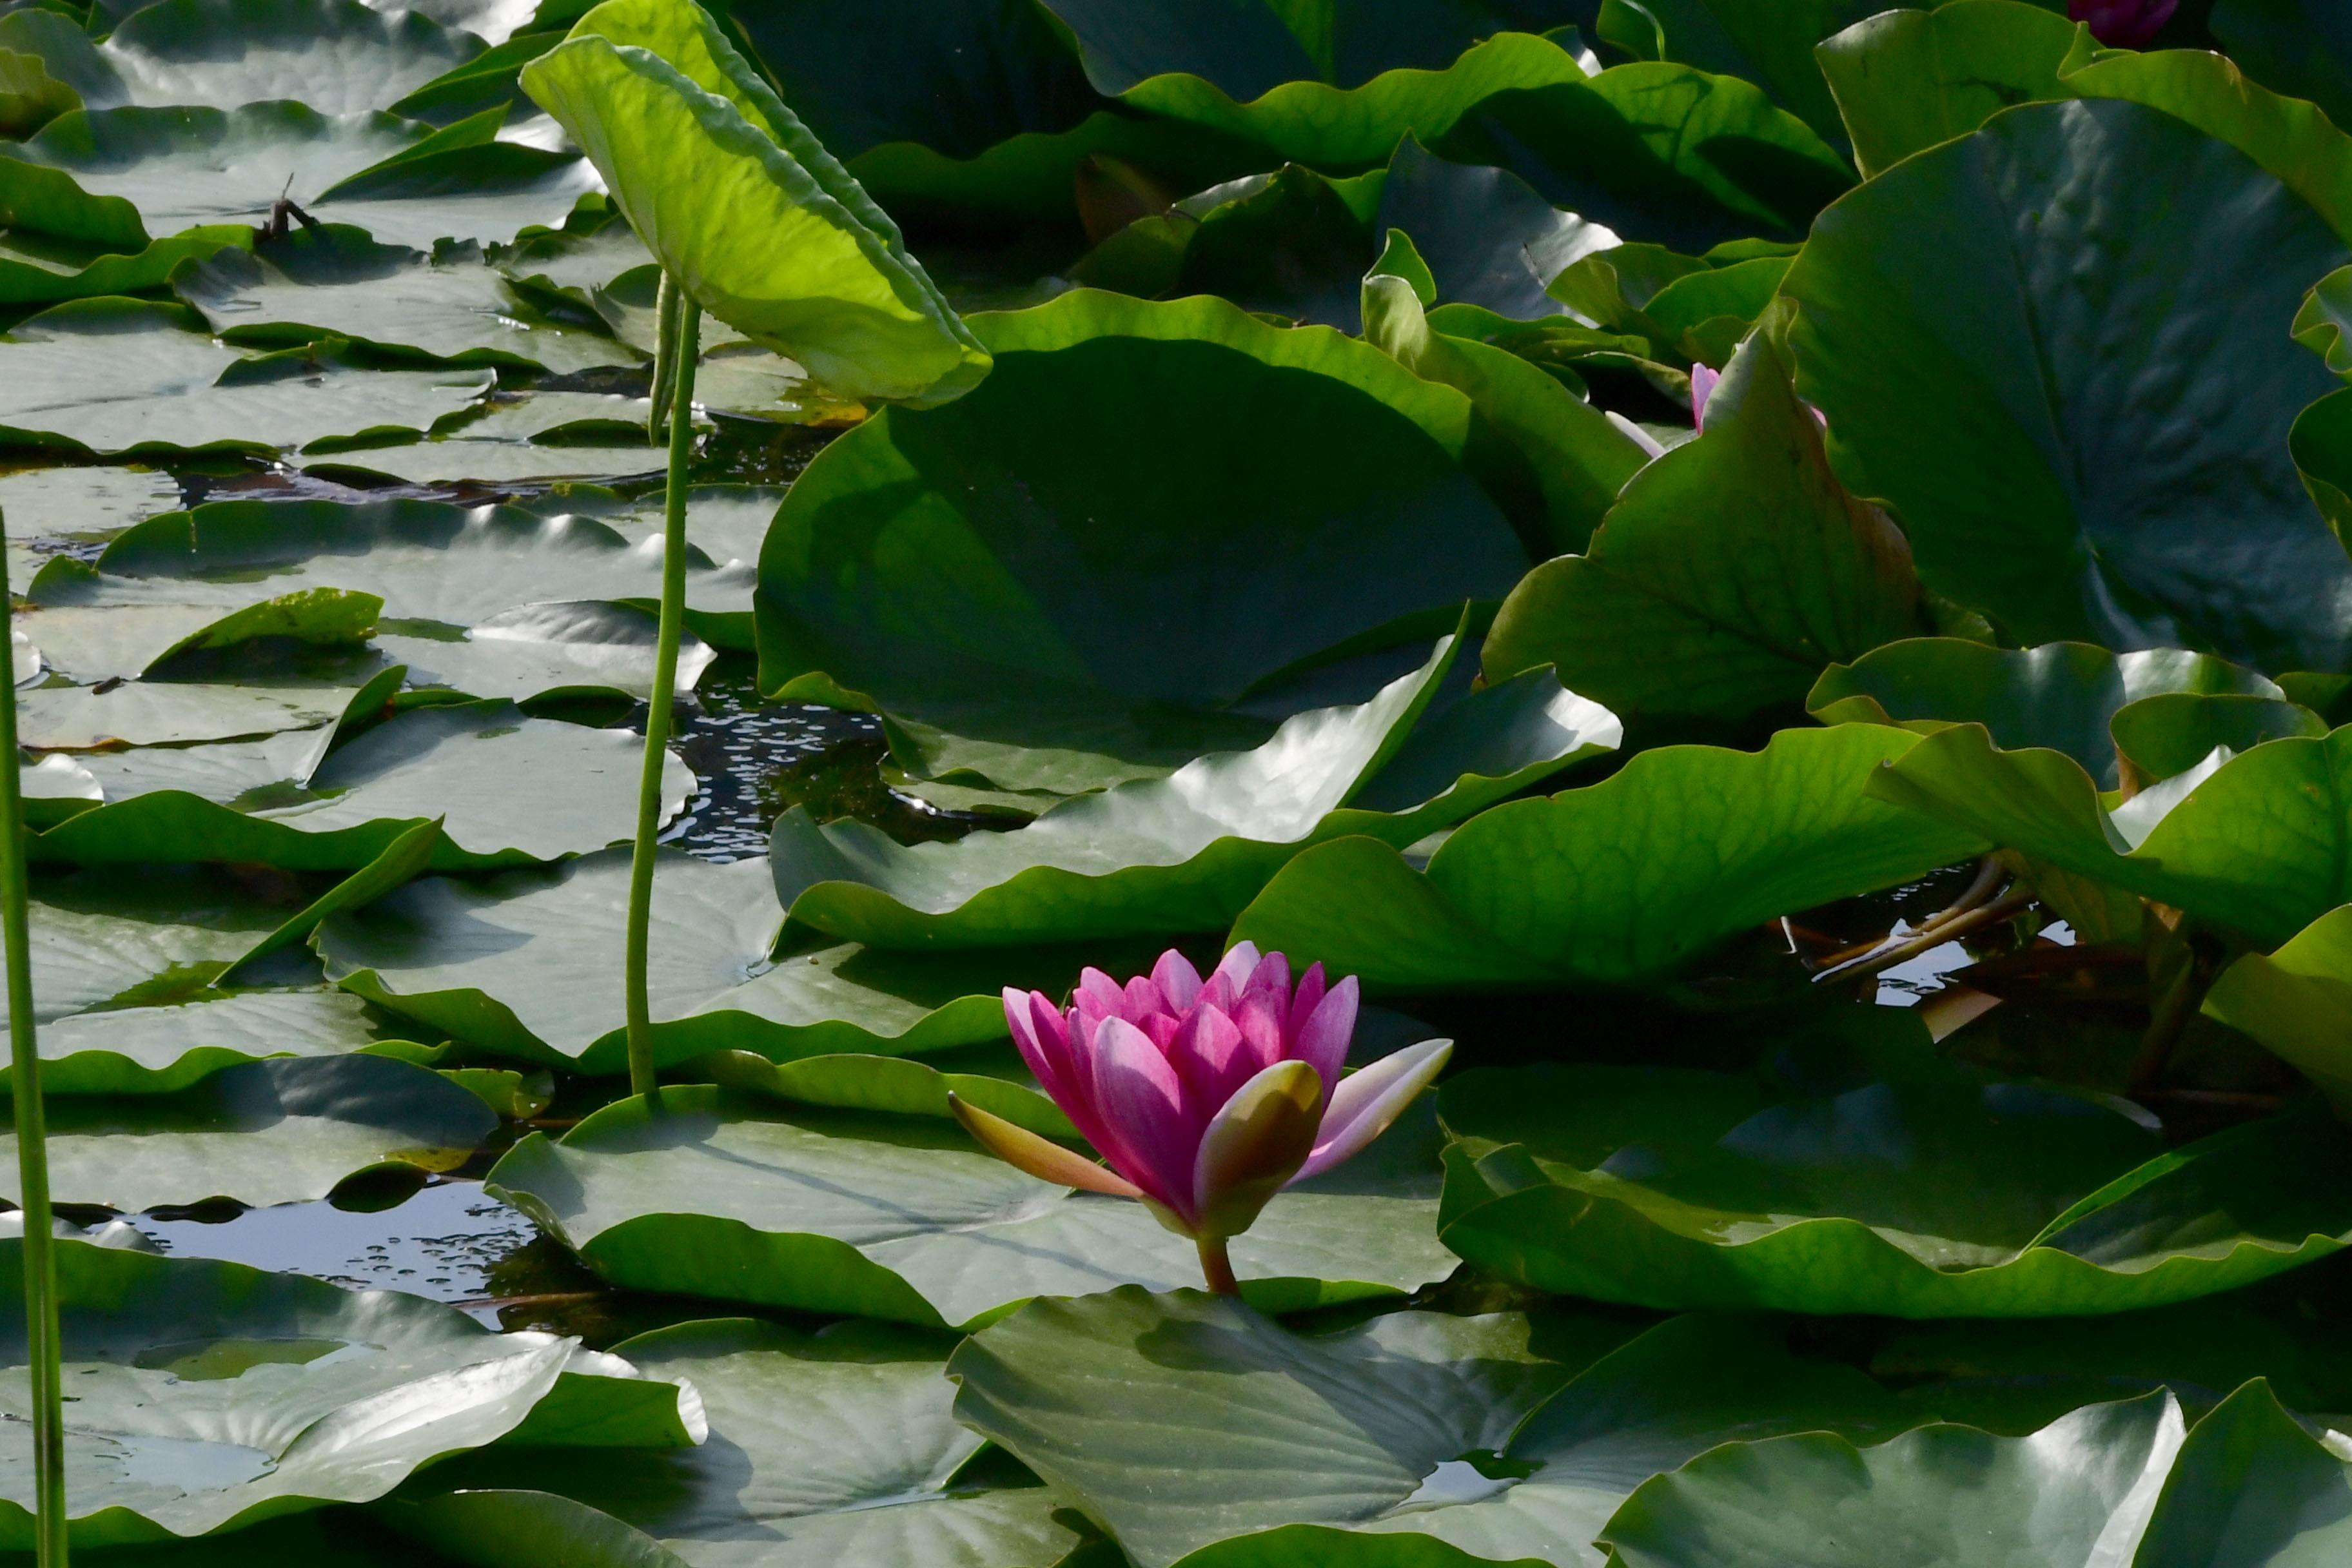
[1197,1234,1239,1295]
[0,513,66,1565]
[623,294,702,1101]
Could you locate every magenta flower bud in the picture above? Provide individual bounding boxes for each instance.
[2068,0,2175,48]
[948,944,1451,1294]
[1689,362,1721,431]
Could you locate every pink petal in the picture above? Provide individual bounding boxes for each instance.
[1075,968,1126,1015]
[1123,973,1163,1018]
[1689,362,1720,431]
[1141,1014,1182,1052]
[1166,1003,1255,1123]
[1151,949,1203,1011]
[1004,989,1069,1095]
[1210,941,1260,994]
[1090,1017,1202,1220]
[1291,975,1358,1108]
[1288,962,1328,1038]
[1294,1038,1451,1182]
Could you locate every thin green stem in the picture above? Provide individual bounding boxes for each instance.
[0,511,66,1566]
[622,294,701,1101]
[647,273,684,444]
[1197,1233,1239,1295]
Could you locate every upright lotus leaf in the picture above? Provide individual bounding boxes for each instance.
[1361,265,1649,557]
[2204,906,2352,1119]
[2108,691,2328,784]
[26,701,694,873]
[315,847,1104,1072]
[949,1300,1908,1568]
[2291,386,2352,547]
[1807,639,2283,789]
[2132,1378,2352,1566]
[1781,97,2352,673]
[173,231,642,376]
[1483,331,1921,721]
[386,1316,1084,1568]
[0,1054,496,1211]
[1598,1393,2186,1567]
[1377,135,1621,321]
[1166,163,1384,328]
[1868,721,2352,946]
[519,0,990,405]
[1431,60,1855,252]
[0,1240,695,1548]
[0,302,491,459]
[77,0,487,116]
[1814,1,2082,179]
[1440,1064,2352,1317]
[769,634,1620,948]
[1230,724,1986,992]
[1601,0,1896,143]
[756,290,1532,793]
[486,1086,1455,1326]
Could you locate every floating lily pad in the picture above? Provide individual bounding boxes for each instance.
[17,987,420,1095]
[2132,1377,2352,1565]
[30,700,692,872]
[1438,1064,2352,1317]
[771,633,1618,948]
[1814,0,2081,179]
[0,1240,696,1548]
[1808,638,2285,789]
[315,847,1092,1072]
[1230,724,1985,992]
[487,1084,1454,1327]
[1868,721,2352,946]
[1482,331,1921,721]
[387,1317,1085,1568]
[756,289,1529,792]
[1781,95,2352,672]
[22,585,381,683]
[1600,1393,2185,1567]
[0,1054,496,1211]
[175,230,641,375]
[949,1300,1905,1568]
[0,301,491,459]
[72,0,487,116]
[14,678,369,750]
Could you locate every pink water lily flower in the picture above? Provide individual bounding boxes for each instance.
[947,944,1451,1294]
[2069,0,2175,48]
[1692,360,1825,434]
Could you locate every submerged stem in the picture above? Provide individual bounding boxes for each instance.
[0,511,67,1567]
[1197,1233,1239,1296]
[622,293,703,1101]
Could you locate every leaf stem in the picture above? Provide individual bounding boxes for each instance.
[622,292,702,1101]
[0,511,67,1567]
[1197,1233,1239,1295]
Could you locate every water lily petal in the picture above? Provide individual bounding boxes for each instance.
[1193,1058,1323,1240]
[948,1093,1144,1199]
[1090,1016,1200,1217]
[1289,961,1328,1039]
[1690,362,1720,431]
[1151,948,1203,1010]
[1295,1037,1452,1182]
[1168,1002,1253,1122]
[1291,974,1358,1107]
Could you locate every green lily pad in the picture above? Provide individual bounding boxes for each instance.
[2133,1377,2352,1566]
[0,1239,696,1548]
[2108,692,2329,784]
[315,847,1090,1072]
[310,133,605,251]
[950,1301,1908,1568]
[2207,0,2352,143]
[386,1317,1086,1568]
[174,229,641,375]
[1604,0,1890,145]
[0,466,182,541]
[0,226,255,312]
[1807,638,2284,789]
[756,289,1529,792]
[1438,1063,2352,1317]
[29,700,693,872]
[1230,723,1985,992]
[1430,59,1854,252]
[1814,1,2081,179]
[1867,721,2352,946]
[770,632,1618,948]
[520,0,989,406]
[0,300,491,459]
[486,1084,1455,1328]
[2204,905,2352,1118]
[1482,331,1921,721]
[1781,95,2352,672]
[684,1040,1075,1139]
[14,986,422,1096]
[14,678,369,750]
[1379,133,1622,320]
[71,0,487,116]
[1599,1392,2185,1567]
[0,1054,496,1211]
[23,585,382,682]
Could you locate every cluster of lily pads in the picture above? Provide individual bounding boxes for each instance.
[5,0,2352,1562]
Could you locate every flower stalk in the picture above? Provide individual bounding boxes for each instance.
[0,512,67,1565]
[622,289,702,1101]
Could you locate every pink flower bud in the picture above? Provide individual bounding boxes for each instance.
[2068,0,2176,48]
